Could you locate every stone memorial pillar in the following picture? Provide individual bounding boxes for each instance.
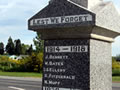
[28,0,120,90]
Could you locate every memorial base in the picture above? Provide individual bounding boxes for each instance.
[42,39,112,90]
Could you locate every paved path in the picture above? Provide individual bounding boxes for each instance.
[113,83,120,90]
[113,87,120,90]
[0,76,42,90]
[0,76,42,81]
[0,76,120,90]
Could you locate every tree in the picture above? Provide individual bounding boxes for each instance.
[21,44,30,55]
[14,39,22,55]
[26,44,33,55]
[6,37,15,55]
[0,42,4,55]
[33,33,44,52]
[115,55,120,62]
[36,52,43,72]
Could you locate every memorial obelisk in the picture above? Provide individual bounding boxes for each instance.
[28,0,120,90]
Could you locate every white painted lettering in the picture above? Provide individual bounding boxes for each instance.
[43,68,66,73]
[48,74,76,80]
[45,46,88,53]
[44,61,64,66]
[30,14,93,26]
[45,55,68,59]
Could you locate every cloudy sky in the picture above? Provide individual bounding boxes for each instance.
[0,0,49,45]
[0,0,120,56]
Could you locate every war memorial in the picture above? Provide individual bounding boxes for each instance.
[28,0,120,90]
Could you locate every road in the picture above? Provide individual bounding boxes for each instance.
[0,78,42,90]
[112,83,120,90]
[0,77,119,90]
[113,87,120,90]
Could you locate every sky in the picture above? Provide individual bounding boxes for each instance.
[0,0,120,56]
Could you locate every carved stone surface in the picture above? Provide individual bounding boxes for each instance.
[70,0,103,9]
[28,0,95,30]
[28,0,120,40]
[43,39,90,90]
[90,39,112,90]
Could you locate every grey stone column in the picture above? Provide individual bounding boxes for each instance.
[90,39,112,90]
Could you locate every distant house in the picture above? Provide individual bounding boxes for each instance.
[9,55,18,60]
[9,55,28,60]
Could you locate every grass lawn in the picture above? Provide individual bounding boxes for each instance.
[0,71,120,81]
[0,71,42,78]
[112,76,120,82]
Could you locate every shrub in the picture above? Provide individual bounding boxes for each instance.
[112,57,120,69]
[0,53,43,73]
[112,57,120,76]
[112,69,120,76]
[0,56,20,71]
[20,52,43,72]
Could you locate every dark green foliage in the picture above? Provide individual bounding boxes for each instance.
[20,52,43,72]
[33,32,44,52]
[21,44,30,55]
[115,55,120,62]
[0,34,44,73]
[112,57,120,76]
[0,56,19,71]
[112,69,120,76]
[14,39,22,55]
[6,37,15,55]
[26,44,33,55]
[0,53,43,73]
[5,37,31,55]
[0,42,4,55]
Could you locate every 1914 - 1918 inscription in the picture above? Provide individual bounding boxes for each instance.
[42,40,90,90]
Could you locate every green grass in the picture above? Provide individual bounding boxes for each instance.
[112,69,120,82]
[112,69,120,76]
[0,70,120,82]
[0,71,42,78]
[112,76,120,82]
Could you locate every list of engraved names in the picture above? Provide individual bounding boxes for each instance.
[43,40,89,90]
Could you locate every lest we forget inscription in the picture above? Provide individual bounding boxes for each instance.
[42,40,90,90]
[30,14,92,26]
